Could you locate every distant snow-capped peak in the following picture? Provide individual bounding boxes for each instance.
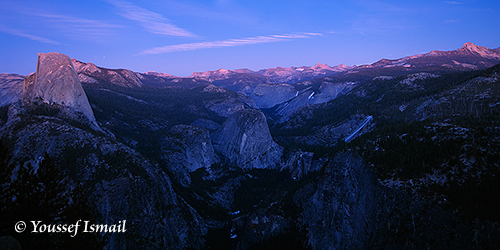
[460,42,500,59]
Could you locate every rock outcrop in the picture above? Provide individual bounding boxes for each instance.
[212,109,282,169]
[202,84,257,117]
[257,63,352,84]
[281,149,325,179]
[71,59,144,87]
[275,81,355,117]
[275,114,374,148]
[22,52,98,128]
[1,53,208,249]
[1,102,206,249]
[294,152,379,249]
[244,83,298,109]
[191,118,221,132]
[0,73,24,107]
[161,125,220,187]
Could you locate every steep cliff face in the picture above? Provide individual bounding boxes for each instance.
[212,109,282,169]
[1,53,207,249]
[161,125,220,187]
[244,83,298,109]
[201,84,257,117]
[4,46,499,248]
[275,114,374,148]
[22,52,98,129]
[0,73,24,106]
[274,81,355,117]
[0,103,206,249]
[293,152,379,249]
[281,149,324,179]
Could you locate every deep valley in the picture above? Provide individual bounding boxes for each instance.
[1,42,500,249]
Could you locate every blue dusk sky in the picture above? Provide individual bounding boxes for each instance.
[1,0,499,76]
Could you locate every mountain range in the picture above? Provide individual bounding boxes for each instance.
[1,42,500,249]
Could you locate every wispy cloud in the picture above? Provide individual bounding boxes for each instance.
[444,1,462,4]
[0,25,60,45]
[34,13,121,29]
[139,33,322,55]
[0,2,121,42]
[32,13,122,41]
[104,0,196,37]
